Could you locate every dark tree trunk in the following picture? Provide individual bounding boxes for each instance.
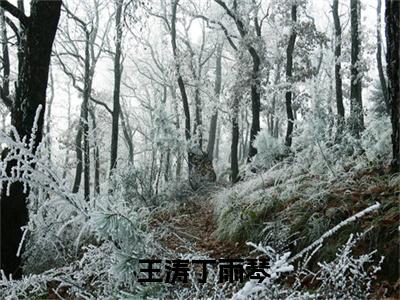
[243,109,249,158]
[385,0,400,172]
[17,0,25,75]
[161,85,170,182]
[247,47,261,160]
[72,94,91,201]
[82,39,91,201]
[231,96,240,183]
[164,150,170,182]
[110,0,123,172]
[239,110,245,162]
[207,110,218,160]
[0,8,11,109]
[194,85,202,149]
[0,0,61,279]
[171,0,190,144]
[120,108,134,164]
[377,0,390,115]
[72,36,92,201]
[72,116,83,193]
[285,5,297,148]
[89,108,100,196]
[349,0,364,137]
[274,118,280,138]
[332,0,345,134]
[207,43,222,161]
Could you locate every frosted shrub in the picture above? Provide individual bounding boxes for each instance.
[292,117,330,153]
[90,196,155,273]
[315,233,384,298]
[290,117,342,176]
[23,193,90,274]
[2,178,162,298]
[0,128,83,213]
[0,120,163,298]
[253,129,287,169]
[57,174,164,297]
[109,162,157,206]
[232,204,384,299]
[109,161,187,209]
[360,117,392,164]
[0,268,76,300]
[288,115,392,177]
[260,220,292,251]
[0,118,90,274]
[232,243,295,300]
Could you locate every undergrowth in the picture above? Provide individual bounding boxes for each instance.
[0,116,398,298]
[213,116,399,290]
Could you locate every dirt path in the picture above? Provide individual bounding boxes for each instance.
[152,196,249,259]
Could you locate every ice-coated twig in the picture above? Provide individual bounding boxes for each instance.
[288,202,381,263]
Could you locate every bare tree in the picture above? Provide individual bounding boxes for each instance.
[169,0,216,187]
[214,0,264,161]
[171,0,191,145]
[182,18,215,149]
[56,1,111,200]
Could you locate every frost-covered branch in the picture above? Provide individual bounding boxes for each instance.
[0,115,86,214]
[288,202,381,263]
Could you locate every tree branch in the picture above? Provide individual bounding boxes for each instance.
[192,14,238,51]
[214,0,247,37]
[55,52,113,115]
[61,2,88,33]
[4,16,18,40]
[90,96,113,115]
[0,1,29,27]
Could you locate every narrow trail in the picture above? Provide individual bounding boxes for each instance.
[152,195,249,259]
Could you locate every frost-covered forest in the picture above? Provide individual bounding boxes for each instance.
[0,0,399,299]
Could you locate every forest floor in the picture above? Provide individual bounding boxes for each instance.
[46,167,399,299]
[149,166,400,298]
[151,194,250,259]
